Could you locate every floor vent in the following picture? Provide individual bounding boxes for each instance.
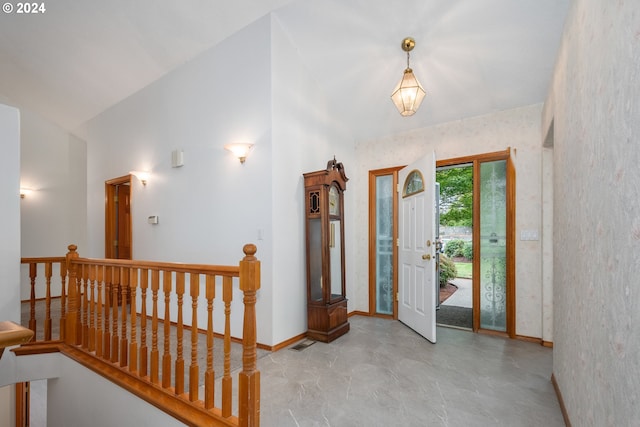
[289,340,315,351]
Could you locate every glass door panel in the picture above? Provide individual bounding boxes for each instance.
[375,175,394,315]
[308,218,323,302]
[479,160,507,331]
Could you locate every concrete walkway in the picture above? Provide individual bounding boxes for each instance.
[441,277,472,308]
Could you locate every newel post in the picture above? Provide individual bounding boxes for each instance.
[238,244,261,427]
[65,244,81,345]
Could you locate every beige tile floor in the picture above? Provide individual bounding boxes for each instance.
[23,302,563,427]
[259,316,564,427]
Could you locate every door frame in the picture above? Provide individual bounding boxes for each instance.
[368,166,403,319]
[368,148,516,338]
[436,148,515,337]
[105,175,133,259]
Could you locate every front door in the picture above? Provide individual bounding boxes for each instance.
[398,151,437,343]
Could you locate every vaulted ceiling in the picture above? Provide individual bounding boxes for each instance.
[0,0,570,141]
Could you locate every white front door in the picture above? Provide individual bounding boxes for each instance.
[398,151,437,343]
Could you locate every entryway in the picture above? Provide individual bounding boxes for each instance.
[368,148,515,338]
[438,278,473,329]
[435,163,473,330]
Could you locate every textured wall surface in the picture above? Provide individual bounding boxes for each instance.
[353,104,547,339]
[548,0,640,425]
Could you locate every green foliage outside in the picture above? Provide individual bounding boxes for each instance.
[444,238,473,260]
[437,165,473,284]
[454,262,472,279]
[462,241,473,259]
[444,239,465,258]
[436,166,473,227]
[438,254,457,288]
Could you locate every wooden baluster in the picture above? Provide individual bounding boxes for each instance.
[76,264,84,346]
[189,274,200,402]
[111,266,120,363]
[96,265,104,358]
[59,259,67,341]
[139,269,149,378]
[129,268,138,374]
[204,274,215,410]
[44,262,52,341]
[238,244,261,427]
[222,275,233,418]
[81,264,90,349]
[88,265,96,352]
[65,245,80,345]
[162,271,172,389]
[120,267,129,367]
[28,263,37,337]
[150,270,160,385]
[103,266,112,361]
[175,272,185,396]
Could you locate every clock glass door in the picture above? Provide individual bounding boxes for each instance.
[329,184,343,301]
[329,218,342,300]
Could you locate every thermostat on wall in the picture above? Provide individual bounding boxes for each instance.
[148,215,159,224]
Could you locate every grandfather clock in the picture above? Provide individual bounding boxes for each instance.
[303,158,349,342]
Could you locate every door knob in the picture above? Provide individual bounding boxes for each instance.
[422,254,431,260]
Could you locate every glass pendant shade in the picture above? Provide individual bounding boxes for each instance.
[391,67,426,117]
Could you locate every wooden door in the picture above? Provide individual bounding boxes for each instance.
[398,151,437,343]
[105,175,132,259]
[116,183,131,259]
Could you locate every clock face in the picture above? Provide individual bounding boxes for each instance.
[329,185,339,215]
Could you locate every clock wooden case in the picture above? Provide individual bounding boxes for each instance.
[303,158,349,342]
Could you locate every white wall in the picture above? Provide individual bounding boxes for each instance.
[0,104,21,322]
[47,355,184,427]
[76,14,357,347]
[353,104,547,339]
[270,16,356,344]
[19,109,87,299]
[77,15,276,345]
[544,0,640,424]
[0,103,20,427]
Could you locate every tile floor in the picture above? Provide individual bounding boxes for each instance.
[25,314,564,426]
[258,316,564,427]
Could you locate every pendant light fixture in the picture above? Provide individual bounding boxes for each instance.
[391,37,426,117]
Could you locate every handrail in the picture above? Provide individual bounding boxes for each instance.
[19,244,261,427]
[72,256,240,275]
[21,256,66,264]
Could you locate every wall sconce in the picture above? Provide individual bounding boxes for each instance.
[224,143,253,164]
[391,37,426,117]
[20,188,33,199]
[130,171,150,186]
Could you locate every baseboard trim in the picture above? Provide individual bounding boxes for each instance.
[551,373,572,427]
[268,332,308,352]
[515,334,542,344]
[515,335,554,348]
[267,312,371,352]
[348,310,370,318]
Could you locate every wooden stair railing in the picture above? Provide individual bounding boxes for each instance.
[19,244,261,427]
